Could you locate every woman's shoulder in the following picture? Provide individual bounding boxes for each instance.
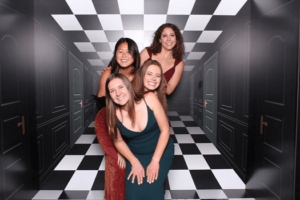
[100,66,112,78]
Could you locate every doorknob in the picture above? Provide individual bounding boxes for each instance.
[17,116,25,135]
[260,115,268,134]
[79,100,83,108]
[204,100,207,107]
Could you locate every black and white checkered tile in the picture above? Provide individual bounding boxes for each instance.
[40,0,248,72]
[32,111,255,200]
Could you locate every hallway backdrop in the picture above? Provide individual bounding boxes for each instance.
[0,0,299,200]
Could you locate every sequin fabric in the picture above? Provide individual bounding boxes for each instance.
[95,108,125,200]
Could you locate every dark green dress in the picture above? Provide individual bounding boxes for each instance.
[117,102,174,200]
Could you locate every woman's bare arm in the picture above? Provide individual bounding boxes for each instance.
[114,129,145,184]
[165,60,185,95]
[144,92,170,183]
[97,67,112,97]
[140,48,150,66]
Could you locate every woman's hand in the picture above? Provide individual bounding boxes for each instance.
[128,161,145,185]
[146,159,159,184]
[101,66,111,74]
[117,153,126,169]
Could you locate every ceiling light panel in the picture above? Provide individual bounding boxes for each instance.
[214,0,247,15]
[167,0,196,15]
[197,31,222,43]
[98,15,123,30]
[187,52,206,60]
[66,0,96,15]
[74,42,96,52]
[85,30,108,42]
[184,15,212,30]
[118,0,144,14]
[52,15,83,31]
[144,15,167,30]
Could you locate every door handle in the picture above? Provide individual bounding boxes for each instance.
[260,115,268,134]
[204,100,207,107]
[79,100,83,108]
[17,116,25,135]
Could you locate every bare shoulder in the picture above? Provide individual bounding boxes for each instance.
[144,92,159,109]
[100,67,112,79]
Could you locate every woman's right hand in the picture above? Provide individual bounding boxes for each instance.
[101,66,111,74]
[127,161,145,185]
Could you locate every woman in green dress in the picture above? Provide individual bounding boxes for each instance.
[105,73,174,200]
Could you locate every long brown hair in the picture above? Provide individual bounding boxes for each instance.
[105,73,143,140]
[132,60,167,113]
[148,23,184,60]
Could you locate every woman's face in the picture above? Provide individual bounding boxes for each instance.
[108,78,130,106]
[143,65,162,91]
[160,27,176,51]
[116,42,134,68]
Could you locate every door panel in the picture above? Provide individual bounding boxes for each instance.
[0,4,31,200]
[69,52,84,146]
[249,1,298,199]
[203,52,218,145]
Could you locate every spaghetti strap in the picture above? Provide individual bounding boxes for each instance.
[142,97,149,107]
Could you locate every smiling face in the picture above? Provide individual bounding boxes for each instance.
[143,64,162,91]
[108,78,130,106]
[115,42,134,68]
[160,27,176,51]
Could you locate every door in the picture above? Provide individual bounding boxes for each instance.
[0,4,32,200]
[203,52,218,145]
[190,74,194,117]
[249,2,298,200]
[69,52,84,146]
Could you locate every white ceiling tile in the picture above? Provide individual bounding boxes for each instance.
[98,15,123,30]
[109,42,117,51]
[124,30,144,42]
[97,52,114,59]
[88,59,104,66]
[74,42,96,52]
[214,0,248,16]
[51,15,83,31]
[167,0,196,15]
[197,31,222,43]
[187,52,206,60]
[184,65,194,71]
[136,42,144,53]
[118,0,144,14]
[184,43,196,52]
[84,31,108,42]
[184,15,212,31]
[144,15,167,30]
[66,0,96,15]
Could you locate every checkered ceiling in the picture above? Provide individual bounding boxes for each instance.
[43,0,247,73]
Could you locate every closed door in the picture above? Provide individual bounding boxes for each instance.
[203,52,218,145]
[69,53,84,146]
[0,4,32,200]
[249,2,298,200]
[190,74,194,117]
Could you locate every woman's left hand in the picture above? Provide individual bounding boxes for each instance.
[146,160,159,184]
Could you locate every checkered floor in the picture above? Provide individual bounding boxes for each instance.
[32,111,255,200]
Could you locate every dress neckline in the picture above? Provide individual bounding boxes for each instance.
[117,101,150,133]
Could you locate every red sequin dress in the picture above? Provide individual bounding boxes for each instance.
[95,108,125,200]
[146,48,182,83]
